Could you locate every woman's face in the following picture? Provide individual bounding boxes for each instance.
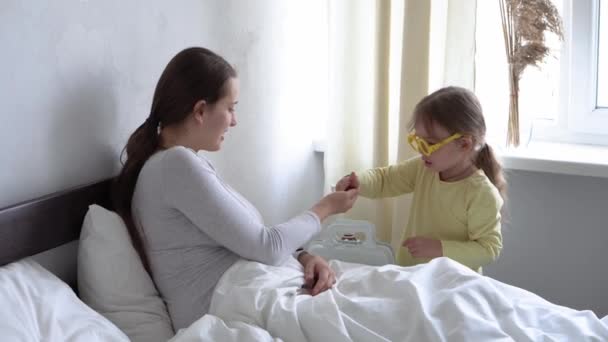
[197,78,239,151]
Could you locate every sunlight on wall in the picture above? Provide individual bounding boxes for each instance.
[198,0,328,223]
[276,1,328,156]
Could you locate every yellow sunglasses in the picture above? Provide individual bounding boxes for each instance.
[407,132,463,156]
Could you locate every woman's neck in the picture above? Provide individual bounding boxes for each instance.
[160,126,195,150]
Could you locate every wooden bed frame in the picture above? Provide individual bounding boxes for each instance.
[0,179,113,267]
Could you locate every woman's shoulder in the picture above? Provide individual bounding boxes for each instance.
[157,146,215,172]
[140,146,217,188]
[161,145,198,161]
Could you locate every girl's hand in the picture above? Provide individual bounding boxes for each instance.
[298,253,336,296]
[335,172,360,191]
[403,237,443,258]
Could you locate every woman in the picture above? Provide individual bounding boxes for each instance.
[113,47,359,331]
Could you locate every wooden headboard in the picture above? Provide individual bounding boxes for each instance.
[0,179,113,266]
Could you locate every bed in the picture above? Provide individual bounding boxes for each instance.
[0,179,111,283]
[0,179,130,341]
[1,180,607,342]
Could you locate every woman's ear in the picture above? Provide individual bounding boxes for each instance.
[192,99,207,124]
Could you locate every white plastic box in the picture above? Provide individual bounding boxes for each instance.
[305,219,395,266]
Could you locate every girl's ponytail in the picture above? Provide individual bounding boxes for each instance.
[474,144,506,199]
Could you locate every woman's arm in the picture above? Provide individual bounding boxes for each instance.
[161,147,357,266]
[161,147,320,266]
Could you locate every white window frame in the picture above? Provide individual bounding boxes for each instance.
[533,0,608,145]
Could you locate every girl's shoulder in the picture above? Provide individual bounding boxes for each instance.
[390,156,426,179]
[464,171,503,208]
[398,155,423,166]
[393,155,425,172]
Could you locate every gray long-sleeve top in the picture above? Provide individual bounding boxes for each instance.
[132,146,321,331]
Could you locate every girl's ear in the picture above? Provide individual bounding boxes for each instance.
[460,135,474,151]
[192,99,207,124]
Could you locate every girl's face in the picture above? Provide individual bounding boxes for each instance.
[413,119,474,179]
[195,78,239,151]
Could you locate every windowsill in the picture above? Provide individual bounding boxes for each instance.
[498,141,608,179]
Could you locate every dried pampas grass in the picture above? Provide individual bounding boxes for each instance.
[499,0,563,147]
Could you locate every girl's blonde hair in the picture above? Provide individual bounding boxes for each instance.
[410,86,506,198]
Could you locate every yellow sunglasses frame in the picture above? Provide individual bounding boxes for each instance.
[407,132,463,156]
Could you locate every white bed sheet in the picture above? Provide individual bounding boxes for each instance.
[169,314,281,342]
[174,257,608,342]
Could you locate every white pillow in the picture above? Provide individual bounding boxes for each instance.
[78,204,174,342]
[0,259,129,341]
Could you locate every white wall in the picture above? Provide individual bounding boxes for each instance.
[199,0,328,223]
[0,0,208,207]
[485,170,608,317]
[1,0,327,224]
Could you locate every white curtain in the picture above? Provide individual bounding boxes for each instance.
[324,0,477,250]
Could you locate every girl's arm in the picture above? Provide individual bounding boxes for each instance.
[441,187,503,270]
[357,157,421,198]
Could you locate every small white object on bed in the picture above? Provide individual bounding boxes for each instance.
[306,219,394,266]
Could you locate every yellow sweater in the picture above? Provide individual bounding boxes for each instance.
[358,156,503,272]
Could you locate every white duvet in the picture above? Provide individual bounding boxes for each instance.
[172,257,608,342]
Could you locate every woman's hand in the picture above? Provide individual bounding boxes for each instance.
[402,237,443,258]
[298,253,336,296]
[335,172,359,191]
[311,188,359,221]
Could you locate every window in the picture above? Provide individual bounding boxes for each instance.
[568,0,608,138]
[598,0,608,107]
[475,0,608,147]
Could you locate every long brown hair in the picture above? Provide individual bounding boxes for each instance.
[410,86,507,198]
[113,47,236,271]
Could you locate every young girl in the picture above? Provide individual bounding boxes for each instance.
[336,86,505,272]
